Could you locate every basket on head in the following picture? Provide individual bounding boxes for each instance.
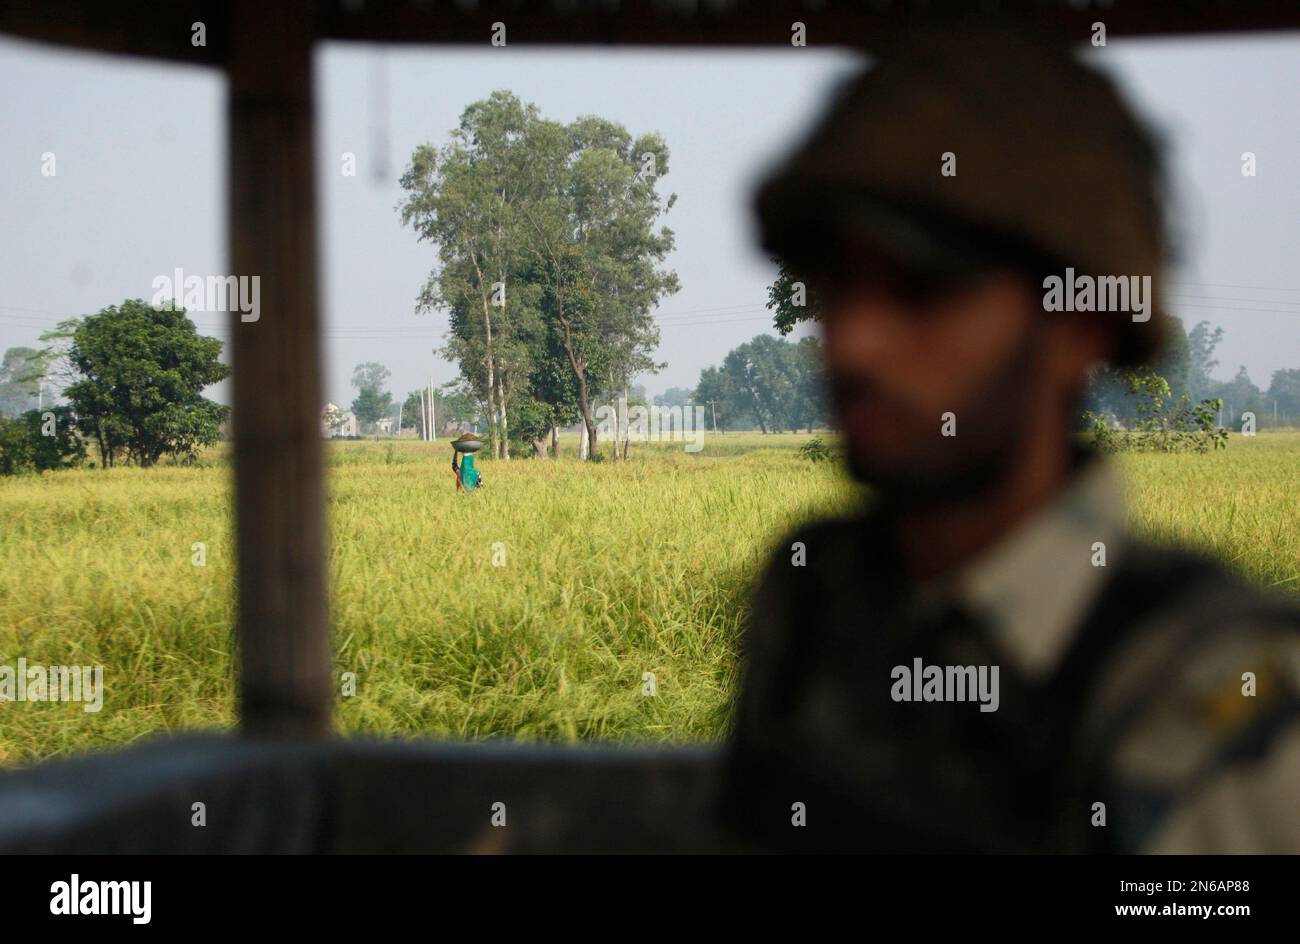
[451,434,484,454]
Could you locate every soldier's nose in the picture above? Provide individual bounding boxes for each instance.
[825,298,908,370]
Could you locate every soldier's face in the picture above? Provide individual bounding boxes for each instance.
[815,259,1056,501]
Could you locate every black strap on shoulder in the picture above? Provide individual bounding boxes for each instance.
[1042,545,1295,852]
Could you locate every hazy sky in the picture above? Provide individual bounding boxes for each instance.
[1,32,1298,408]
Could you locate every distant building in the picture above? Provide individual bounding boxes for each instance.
[321,402,358,438]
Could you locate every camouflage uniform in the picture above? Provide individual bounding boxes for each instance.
[720,452,1299,852]
[720,32,1300,853]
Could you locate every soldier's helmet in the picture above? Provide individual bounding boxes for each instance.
[755,28,1168,366]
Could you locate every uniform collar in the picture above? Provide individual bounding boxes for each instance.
[919,453,1127,682]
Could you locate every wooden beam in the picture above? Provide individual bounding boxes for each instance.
[5,0,1300,64]
[228,0,331,737]
[0,0,223,66]
[320,0,1300,47]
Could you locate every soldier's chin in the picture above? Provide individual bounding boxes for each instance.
[851,439,1017,508]
[846,449,986,505]
[849,450,930,493]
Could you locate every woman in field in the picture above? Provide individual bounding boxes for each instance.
[450,434,483,491]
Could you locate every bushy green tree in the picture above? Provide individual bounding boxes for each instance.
[1084,367,1225,453]
[61,300,229,467]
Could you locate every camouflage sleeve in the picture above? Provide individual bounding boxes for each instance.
[1103,614,1300,853]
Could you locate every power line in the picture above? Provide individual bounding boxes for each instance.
[1169,281,1300,294]
[1168,303,1300,316]
[1167,293,1300,309]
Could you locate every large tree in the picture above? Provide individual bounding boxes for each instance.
[61,300,229,467]
[400,92,678,462]
[399,92,545,460]
[521,115,678,459]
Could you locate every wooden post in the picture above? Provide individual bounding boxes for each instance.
[228,0,330,737]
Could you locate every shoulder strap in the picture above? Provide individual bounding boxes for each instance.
[1049,545,1298,852]
[1041,546,1226,851]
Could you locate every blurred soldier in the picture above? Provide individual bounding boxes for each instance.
[721,30,1299,853]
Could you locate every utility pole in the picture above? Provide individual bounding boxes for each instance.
[710,400,717,433]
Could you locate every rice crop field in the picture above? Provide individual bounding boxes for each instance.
[1,431,1297,766]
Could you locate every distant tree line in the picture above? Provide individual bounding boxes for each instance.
[332,361,488,438]
[692,334,828,433]
[1081,318,1300,431]
[762,256,1300,433]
